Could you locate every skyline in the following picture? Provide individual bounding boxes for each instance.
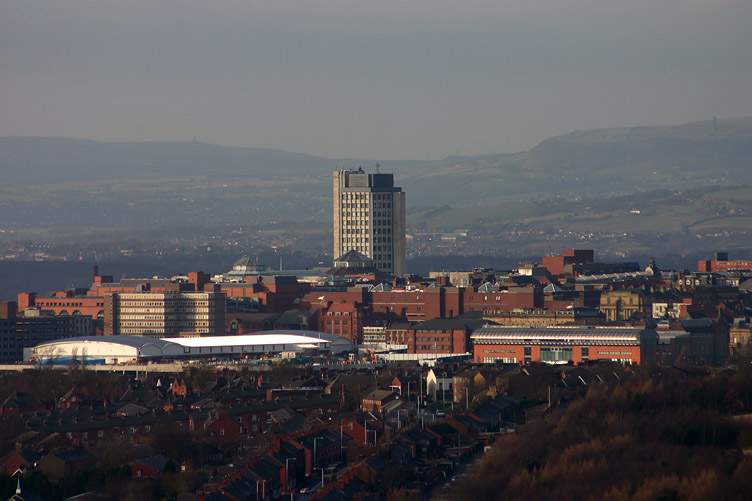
[3,0,751,159]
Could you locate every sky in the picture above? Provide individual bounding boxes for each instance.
[2,0,751,159]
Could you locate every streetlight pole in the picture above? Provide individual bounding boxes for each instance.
[286,457,296,498]
[419,373,422,407]
[313,437,319,468]
[339,422,344,461]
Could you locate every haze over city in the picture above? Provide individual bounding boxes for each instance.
[2,0,751,158]
[3,2,752,501]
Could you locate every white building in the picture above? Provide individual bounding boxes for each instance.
[333,168,406,276]
[25,330,353,364]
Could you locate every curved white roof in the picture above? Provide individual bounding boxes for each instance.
[27,330,352,363]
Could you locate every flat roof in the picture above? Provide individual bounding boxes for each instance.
[471,325,645,345]
[162,332,330,347]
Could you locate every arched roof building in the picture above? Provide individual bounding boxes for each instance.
[26,330,352,364]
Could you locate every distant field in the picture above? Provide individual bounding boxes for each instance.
[408,185,752,236]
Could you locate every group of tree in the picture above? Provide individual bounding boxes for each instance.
[453,362,752,500]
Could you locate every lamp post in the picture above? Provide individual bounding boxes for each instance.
[286,457,297,498]
[339,422,344,461]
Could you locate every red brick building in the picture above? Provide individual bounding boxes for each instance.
[698,252,752,273]
[370,288,445,322]
[319,302,363,343]
[27,291,105,319]
[462,285,541,313]
[472,325,656,365]
[541,249,595,276]
[216,275,308,313]
[385,316,483,354]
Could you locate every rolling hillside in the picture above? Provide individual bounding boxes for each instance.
[1,117,751,231]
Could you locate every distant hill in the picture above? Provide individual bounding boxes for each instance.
[399,117,752,207]
[1,117,751,219]
[0,137,335,184]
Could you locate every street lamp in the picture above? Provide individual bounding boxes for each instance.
[256,479,267,500]
[339,422,345,461]
[286,458,297,500]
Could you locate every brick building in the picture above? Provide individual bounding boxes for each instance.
[472,325,657,365]
[27,292,105,320]
[217,275,307,313]
[318,302,362,343]
[384,316,483,354]
[698,252,752,273]
[542,249,640,277]
[541,249,595,276]
[462,285,541,313]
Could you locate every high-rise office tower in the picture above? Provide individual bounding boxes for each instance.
[333,168,406,276]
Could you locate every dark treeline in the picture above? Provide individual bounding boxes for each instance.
[453,364,752,501]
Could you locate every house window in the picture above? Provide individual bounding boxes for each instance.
[581,346,589,361]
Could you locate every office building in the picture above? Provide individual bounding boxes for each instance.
[0,308,94,363]
[333,168,406,276]
[104,292,226,337]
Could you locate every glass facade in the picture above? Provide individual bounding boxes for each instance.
[540,347,573,364]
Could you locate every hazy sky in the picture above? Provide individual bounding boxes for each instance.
[2,1,751,159]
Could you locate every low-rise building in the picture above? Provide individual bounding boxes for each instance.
[361,389,397,413]
[599,290,648,321]
[472,325,657,365]
[0,309,94,363]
